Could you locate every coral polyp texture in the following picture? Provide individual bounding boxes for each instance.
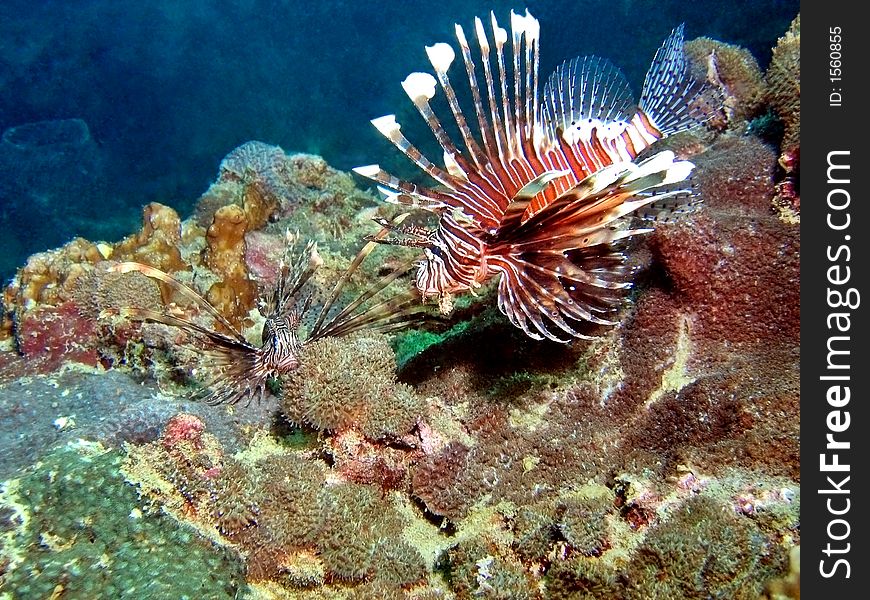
[281,333,423,439]
[0,10,800,599]
[766,15,800,156]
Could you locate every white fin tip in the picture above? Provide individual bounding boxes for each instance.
[663,161,695,185]
[376,185,401,202]
[352,164,381,178]
[426,43,455,72]
[402,72,437,102]
[490,12,508,45]
[370,114,401,137]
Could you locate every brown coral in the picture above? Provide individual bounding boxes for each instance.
[626,496,787,600]
[281,333,423,439]
[113,202,186,274]
[195,141,287,229]
[0,238,109,365]
[202,204,258,329]
[765,14,800,220]
[69,261,163,320]
[685,37,767,127]
[766,15,800,155]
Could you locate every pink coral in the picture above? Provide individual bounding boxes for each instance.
[160,413,207,451]
[14,300,101,372]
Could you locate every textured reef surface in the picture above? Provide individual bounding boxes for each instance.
[0,17,799,600]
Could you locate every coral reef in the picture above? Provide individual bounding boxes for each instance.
[281,333,423,439]
[625,495,787,599]
[685,37,767,127]
[196,145,376,250]
[0,440,245,597]
[765,14,801,221]
[122,422,427,593]
[112,202,187,274]
[202,204,259,328]
[765,15,801,156]
[0,70,801,596]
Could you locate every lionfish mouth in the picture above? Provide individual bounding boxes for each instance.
[354,9,718,342]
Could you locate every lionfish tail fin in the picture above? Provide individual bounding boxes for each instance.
[639,24,719,135]
[541,56,637,146]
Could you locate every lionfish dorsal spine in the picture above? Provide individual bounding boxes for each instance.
[425,42,488,174]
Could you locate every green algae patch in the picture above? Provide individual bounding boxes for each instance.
[0,441,246,598]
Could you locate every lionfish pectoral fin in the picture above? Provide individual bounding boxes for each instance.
[488,148,698,342]
[363,216,432,248]
[492,246,633,343]
[109,262,248,344]
[309,213,428,340]
[513,169,572,200]
[375,185,448,212]
[495,169,572,235]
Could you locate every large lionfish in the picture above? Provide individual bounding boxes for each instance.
[107,219,431,405]
[354,10,716,342]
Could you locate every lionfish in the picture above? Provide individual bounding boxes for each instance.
[353,10,716,342]
[107,218,431,405]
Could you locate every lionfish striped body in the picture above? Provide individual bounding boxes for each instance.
[354,10,715,342]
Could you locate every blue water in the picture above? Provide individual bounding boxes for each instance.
[0,0,798,281]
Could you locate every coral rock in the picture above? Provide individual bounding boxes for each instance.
[14,300,101,371]
[281,333,423,439]
[765,15,800,155]
[202,204,258,328]
[686,37,767,127]
[160,413,207,451]
[112,202,186,274]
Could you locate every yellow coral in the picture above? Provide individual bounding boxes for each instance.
[112,202,186,273]
[1,237,105,338]
[202,204,258,329]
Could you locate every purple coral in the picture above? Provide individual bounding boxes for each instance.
[218,140,293,202]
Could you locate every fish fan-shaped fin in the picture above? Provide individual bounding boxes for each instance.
[106,306,263,406]
[263,238,321,319]
[542,56,637,141]
[488,151,692,342]
[639,24,714,135]
[634,179,702,222]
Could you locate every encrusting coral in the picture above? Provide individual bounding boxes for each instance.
[202,203,259,329]
[0,441,245,598]
[196,142,375,247]
[765,14,800,220]
[765,15,800,157]
[685,37,767,128]
[122,418,427,593]
[281,333,423,439]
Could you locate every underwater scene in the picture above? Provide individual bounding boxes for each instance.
[1,0,799,598]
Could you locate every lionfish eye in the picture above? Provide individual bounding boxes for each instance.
[427,245,446,262]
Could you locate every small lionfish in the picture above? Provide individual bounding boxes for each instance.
[107,219,430,405]
[354,10,716,342]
